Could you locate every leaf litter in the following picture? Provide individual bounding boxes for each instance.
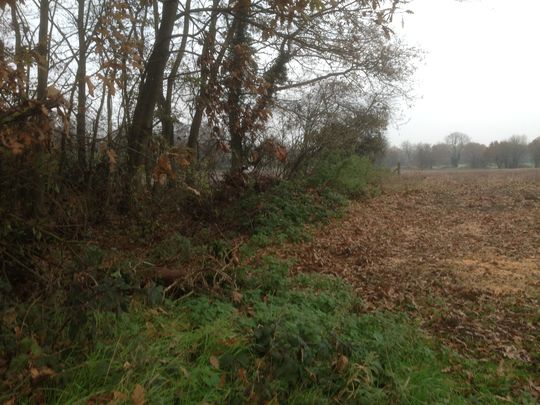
[269,169,539,366]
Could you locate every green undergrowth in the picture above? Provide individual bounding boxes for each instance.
[235,181,347,250]
[7,257,533,404]
[2,159,536,403]
[228,155,382,251]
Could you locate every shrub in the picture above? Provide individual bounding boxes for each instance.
[149,233,192,264]
[232,180,344,248]
[305,153,379,198]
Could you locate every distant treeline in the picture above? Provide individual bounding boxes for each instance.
[383,133,540,169]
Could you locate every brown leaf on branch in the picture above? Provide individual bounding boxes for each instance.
[85,76,96,97]
[106,149,118,172]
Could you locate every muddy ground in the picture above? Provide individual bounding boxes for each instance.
[274,169,540,368]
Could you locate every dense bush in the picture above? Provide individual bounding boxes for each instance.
[304,153,380,198]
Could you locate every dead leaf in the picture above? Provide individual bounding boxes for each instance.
[107,149,118,172]
[232,290,243,303]
[131,384,145,405]
[334,355,348,373]
[30,366,56,383]
[179,158,190,167]
[107,391,127,405]
[85,76,96,97]
[209,355,220,369]
[179,366,189,377]
[238,368,249,386]
[46,86,62,102]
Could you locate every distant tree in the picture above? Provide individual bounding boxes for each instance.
[486,141,509,168]
[401,141,414,166]
[462,142,488,168]
[529,136,540,168]
[445,132,471,167]
[486,136,527,169]
[382,146,402,168]
[431,143,452,167]
[415,143,434,169]
[507,135,528,168]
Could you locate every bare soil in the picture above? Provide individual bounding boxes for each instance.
[274,169,540,365]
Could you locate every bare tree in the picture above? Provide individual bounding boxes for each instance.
[462,142,488,168]
[415,143,434,169]
[507,135,528,168]
[529,136,540,168]
[445,132,471,168]
[400,141,414,167]
[431,143,452,167]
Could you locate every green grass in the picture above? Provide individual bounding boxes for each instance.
[235,181,345,245]
[16,258,533,404]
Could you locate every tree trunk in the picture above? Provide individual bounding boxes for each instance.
[163,0,191,145]
[36,0,49,101]
[124,0,179,203]
[76,0,87,175]
[226,0,251,172]
[107,76,113,145]
[10,4,25,96]
[187,0,220,155]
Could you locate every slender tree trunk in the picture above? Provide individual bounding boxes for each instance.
[162,0,191,146]
[107,77,113,145]
[10,4,25,96]
[36,0,49,101]
[90,83,107,171]
[227,0,251,172]
[188,0,220,155]
[76,0,87,175]
[124,0,179,203]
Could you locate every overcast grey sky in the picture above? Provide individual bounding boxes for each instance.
[387,0,540,146]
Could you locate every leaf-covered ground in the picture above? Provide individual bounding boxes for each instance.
[269,169,540,394]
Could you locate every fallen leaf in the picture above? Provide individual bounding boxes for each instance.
[334,355,349,373]
[238,368,248,386]
[232,290,243,303]
[209,355,220,369]
[131,384,145,405]
[30,366,56,383]
[107,391,127,405]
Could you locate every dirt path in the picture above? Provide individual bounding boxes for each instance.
[276,170,540,364]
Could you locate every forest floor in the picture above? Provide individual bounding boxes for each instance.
[270,169,540,376]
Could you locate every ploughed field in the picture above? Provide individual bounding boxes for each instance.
[276,169,540,366]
